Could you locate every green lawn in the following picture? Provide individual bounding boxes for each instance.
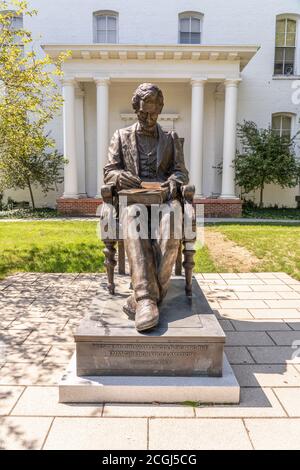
[0,221,299,281]
[0,221,105,279]
[194,243,218,273]
[0,221,216,279]
[214,225,300,280]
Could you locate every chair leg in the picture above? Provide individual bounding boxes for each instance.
[183,242,195,297]
[118,240,126,275]
[175,242,182,276]
[103,240,117,294]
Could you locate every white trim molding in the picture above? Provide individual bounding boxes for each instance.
[42,44,259,71]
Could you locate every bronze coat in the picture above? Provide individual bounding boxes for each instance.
[103,122,189,186]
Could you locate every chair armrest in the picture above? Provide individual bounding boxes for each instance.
[101,184,117,204]
[181,184,195,203]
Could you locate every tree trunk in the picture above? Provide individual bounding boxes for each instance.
[259,183,264,208]
[27,181,35,210]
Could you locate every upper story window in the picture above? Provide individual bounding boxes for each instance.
[93,11,118,43]
[0,10,23,31]
[272,113,292,140]
[274,16,297,75]
[0,10,23,47]
[11,12,23,30]
[179,12,203,44]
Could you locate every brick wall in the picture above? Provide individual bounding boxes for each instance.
[57,198,102,216]
[57,197,242,218]
[194,198,242,218]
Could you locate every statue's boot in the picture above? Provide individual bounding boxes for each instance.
[123,294,137,319]
[135,299,159,332]
[123,286,168,316]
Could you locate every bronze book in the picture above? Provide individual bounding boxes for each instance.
[118,182,169,205]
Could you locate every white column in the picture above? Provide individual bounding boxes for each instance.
[75,86,87,197]
[214,88,225,195]
[95,78,110,198]
[190,78,206,197]
[220,79,240,199]
[62,79,78,198]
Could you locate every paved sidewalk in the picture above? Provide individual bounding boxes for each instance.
[0,272,300,449]
[1,217,300,225]
[205,218,300,225]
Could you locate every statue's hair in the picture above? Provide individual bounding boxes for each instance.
[132,83,164,113]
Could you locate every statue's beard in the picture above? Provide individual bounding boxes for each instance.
[138,120,157,132]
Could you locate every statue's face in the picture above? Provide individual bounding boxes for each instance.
[137,98,160,132]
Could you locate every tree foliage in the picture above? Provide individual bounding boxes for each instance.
[235,120,300,207]
[0,0,69,208]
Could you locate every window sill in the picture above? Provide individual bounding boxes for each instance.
[272,75,300,80]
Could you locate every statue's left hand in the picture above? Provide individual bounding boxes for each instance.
[118,171,142,190]
[161,179,178,199]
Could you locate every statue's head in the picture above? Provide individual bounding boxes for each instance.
[132,83,164,132]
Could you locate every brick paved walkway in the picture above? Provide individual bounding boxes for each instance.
[0,272,300,449]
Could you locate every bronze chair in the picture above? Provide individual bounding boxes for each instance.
[100,183,196,297]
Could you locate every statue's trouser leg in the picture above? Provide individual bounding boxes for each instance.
[153,200,182,301]
[121,204,160,301]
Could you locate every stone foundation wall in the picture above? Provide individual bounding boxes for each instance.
[57,197,242,218]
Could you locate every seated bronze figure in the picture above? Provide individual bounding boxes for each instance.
[102,83,195,333]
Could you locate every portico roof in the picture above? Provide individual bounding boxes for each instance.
[42,44,259,71]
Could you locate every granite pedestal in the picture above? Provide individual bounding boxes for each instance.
[75,278,225,377]
[59,277,240,403]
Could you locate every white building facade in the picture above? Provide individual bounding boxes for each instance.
[4,0,300,214]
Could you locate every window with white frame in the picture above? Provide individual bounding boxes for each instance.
[0,10,23,31]
[0,10,23,48]
[93,11,118,43]
[274,17,297,75]
[179,12,202,44]
[11,12,23,30]
[272,113,293,140]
